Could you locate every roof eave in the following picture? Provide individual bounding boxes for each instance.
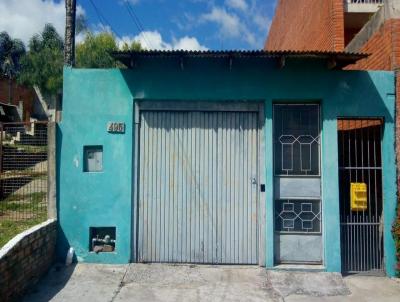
[111,50,368,69]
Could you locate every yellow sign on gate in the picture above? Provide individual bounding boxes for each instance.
[350,182,367,211]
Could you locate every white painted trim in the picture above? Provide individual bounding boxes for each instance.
[345,3,382,13]
[0,219,56,259]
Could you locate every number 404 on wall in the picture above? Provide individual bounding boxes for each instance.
[107,122,125,134]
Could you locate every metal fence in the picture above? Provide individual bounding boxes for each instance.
[0,122,48,238]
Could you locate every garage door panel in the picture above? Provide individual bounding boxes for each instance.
[138,110,258,264]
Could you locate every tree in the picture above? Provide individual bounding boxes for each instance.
[18,24,64,97]
[0,32,26,103]
[120,40,142,52]
[76,32,141,68]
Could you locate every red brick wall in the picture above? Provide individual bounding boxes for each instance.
[265,0,344,51]
[331,0,345,51]
[346,19,400,71]
[0,78,36,122]
[345,19,400,177]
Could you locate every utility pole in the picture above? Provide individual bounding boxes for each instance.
[64,0,76,66]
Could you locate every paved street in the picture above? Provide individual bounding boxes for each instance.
[23,263,400,302]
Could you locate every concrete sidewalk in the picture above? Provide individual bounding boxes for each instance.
[23,264,400,302]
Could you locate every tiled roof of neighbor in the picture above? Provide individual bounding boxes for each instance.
[112,50,368,69]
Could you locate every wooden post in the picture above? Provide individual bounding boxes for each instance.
[64,0,76,67]
[47,122,57,219]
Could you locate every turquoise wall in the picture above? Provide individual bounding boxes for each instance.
[59,69,133,263]
[59,58,396,275]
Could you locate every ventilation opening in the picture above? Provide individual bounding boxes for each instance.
[89,227,116,253]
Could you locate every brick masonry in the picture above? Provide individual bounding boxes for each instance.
[265,0,344,51]
[265,0,400,273]
[346,18,400,187]
[0,219,57,302]
[266,0,400,191]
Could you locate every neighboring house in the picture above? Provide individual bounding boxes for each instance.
[0,76,51,122]
[266,0,399,168]
[265,0,388,52]
[57,50,396,277]
[266,0,399,275]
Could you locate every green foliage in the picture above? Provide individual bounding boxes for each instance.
[76,32,116,68]
[18,24,64,96]
[76,32,142,68]
[0,192,47,248]
[120,40,142,52]
[0,31,26,79]
[3,192,46,211]
[11,23,142,96]
[0,213,47,248]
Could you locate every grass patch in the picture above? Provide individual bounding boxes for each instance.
[2,192,46,211]
[6,143,47,154]
[0,192,47,248]
[0,212,47,248]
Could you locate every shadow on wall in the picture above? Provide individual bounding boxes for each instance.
[55,124,68,262]
[119,58,394,123]
[54,124,78,262]
[323,71,393,123]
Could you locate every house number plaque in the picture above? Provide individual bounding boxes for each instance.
[107,122,125,133]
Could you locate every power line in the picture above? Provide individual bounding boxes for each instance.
[124,1,151,48]
[124,1,152,49]
[87,0,123,39]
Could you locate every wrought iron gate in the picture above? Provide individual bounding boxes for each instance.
[338,119,384,274]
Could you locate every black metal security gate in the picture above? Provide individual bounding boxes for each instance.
[338,119,384,274]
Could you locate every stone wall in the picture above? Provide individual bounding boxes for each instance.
[0,219,57,301]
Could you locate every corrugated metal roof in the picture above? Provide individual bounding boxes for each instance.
[112,50,368,68]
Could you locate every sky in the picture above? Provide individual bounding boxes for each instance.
[0,0,277,50]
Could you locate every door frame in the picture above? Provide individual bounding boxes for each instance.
[272,102,324,265]
[131,100,266,265]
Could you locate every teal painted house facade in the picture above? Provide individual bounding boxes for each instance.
[58,52,397,276]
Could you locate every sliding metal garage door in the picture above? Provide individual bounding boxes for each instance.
[137,110,259,264]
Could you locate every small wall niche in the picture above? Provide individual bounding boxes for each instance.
[83,145,103,172]
[89,227,116,253]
